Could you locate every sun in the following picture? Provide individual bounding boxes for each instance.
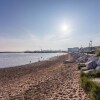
[61,24,68,32]
[61,25,67,31]
[58,21,72,35]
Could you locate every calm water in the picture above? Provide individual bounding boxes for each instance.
[0,53,66,68]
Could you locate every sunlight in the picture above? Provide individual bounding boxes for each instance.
[60,22,71,36]
[61,24,68,32]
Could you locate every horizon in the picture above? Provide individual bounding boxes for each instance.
[0,45,100,52]
[0,0,100,51]
[0,49,67,52]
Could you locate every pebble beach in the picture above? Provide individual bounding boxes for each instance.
[0,54,90,100]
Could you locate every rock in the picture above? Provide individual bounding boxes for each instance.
[88,56,98,62]
[63,60,73,64]
[95,66,100,72]
[81,67,88,71]
[96,58,100,66]
[77,55,88,63]
[85,61,97,69]
[83,69,94,75]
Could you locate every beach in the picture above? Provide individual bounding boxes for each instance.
[0,54,90,100]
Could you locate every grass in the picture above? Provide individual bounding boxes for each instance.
[90,84,100,100]
[80,71,100,100]
[95,50,100,57]
[87,71,100,78]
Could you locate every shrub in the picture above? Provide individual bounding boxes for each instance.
[80,71,86,77]
[96,50,100,57]
[90,83,100,100]
[80,72,93,92]
[80,71,100,100]
[88,71,100,78]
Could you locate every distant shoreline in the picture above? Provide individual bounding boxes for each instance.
[0,52,23,53]
[0,52,67,53]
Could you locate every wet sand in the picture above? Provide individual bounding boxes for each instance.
[0,54,90,100]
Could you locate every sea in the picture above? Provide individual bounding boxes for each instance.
[0,53,66,68]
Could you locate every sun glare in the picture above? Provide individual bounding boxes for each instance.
[61,24,68,32]
[58,21,72,36]
[60,22,71,35]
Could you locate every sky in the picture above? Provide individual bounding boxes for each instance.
[0,0,100,51]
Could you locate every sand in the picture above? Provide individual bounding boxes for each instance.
[0,54,90,100]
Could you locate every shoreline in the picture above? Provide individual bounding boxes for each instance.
[0,53,67,69]
[0,54,89,100]
[0,54,68,82]
[0,53,67,68]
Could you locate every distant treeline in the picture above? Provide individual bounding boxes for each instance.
[24,51,67,53]
[0,52,23,53]
[0,51,67,53]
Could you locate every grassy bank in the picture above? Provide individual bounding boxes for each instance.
[95,50,100,57]
[80,72,100,100]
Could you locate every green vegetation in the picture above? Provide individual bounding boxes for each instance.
[78,63,86,70]
[95,50,100,57]
[80,71,100,100]
[87,71,100,78]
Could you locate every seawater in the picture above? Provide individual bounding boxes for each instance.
[0,53,66,68]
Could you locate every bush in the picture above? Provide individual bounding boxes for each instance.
[80,71,100,100]
[80,72,93,92]
[90,85,100,100]
[96,50,100,57]
[87,71,100,78]
[80,71,87,77]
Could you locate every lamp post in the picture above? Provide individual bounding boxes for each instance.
[89,40,92,52]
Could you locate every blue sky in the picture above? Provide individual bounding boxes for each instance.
[0,0,100,51]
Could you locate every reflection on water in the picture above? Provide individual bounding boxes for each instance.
[0,53,65,68]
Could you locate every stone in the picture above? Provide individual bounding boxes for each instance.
[95,66,100,72]
[88,56,98,62]
[96,58,100,66]
[77,55,88,63]
[85,61,97,69]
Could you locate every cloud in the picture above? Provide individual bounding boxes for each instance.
[0,30,73,51]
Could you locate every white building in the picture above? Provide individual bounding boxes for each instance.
[68,47,79,53]
[81,47,96,53]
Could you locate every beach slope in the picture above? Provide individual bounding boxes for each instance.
[0,54,89,100]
